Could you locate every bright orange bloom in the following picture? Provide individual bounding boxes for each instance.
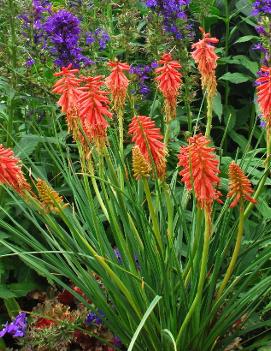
[227,162,256,208]
[191,28,219,97]
[0,145,31,194]
[256,66,271,125]
[128,116,167,178]
[78,76,112,147]
[178,134,222,210]
[52,64,81,114]
[155,53,182,122]
[105,61,130,110]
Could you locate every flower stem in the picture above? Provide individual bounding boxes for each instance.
[118,109,124,191]
[205,95,213,138]
[176,209,211,346]
[217,201,244,299]
[143,177,163,253]
[244,127,271,219]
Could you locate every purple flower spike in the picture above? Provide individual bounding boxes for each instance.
[0,312,27,338]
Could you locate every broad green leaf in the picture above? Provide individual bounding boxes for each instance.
[212,92,223,121]
[234,35,258,44]
[219,72,252,84]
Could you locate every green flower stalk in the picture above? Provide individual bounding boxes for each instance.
[191,28,219,138]
[217,162,257,299]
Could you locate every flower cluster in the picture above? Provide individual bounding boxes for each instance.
[252,0,271,15]
[0,145,31,195]
[43,9,93,67]
[155,53,182,121]
[129,61,158,96]
[191,28,219,98]
[53,64,115,149]
[256,66,271,126]
[0,312,27,338]
[105,61,130,110]
[145,0,192,40]
[86,28,110,50]
[252,1,271,64]
[85,310,105,326]
[227,162,256,208]
[178,134,222,211]
[129,116,167,179]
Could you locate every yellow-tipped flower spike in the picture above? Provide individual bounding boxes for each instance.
[36,178,68,214]
[132,146,151,180]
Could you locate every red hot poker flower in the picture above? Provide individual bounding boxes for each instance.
[52,64,81,114]
[128,116,167,178]
[0,145,31,195]
[178,134,222,210]
[256,66,271,125]
[227,162,256,208]
[155,53,182,122]
[191,28,219,97]
[78,76,112,147]
[105,61,130,110]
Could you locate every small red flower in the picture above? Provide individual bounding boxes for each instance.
[128,116,167,178]
[0,145,31,194]
[52,64,81,115]
[227,162,256,208]
[178,134,222,210]
[78,76,112,147]
[256,66,271,125]
[35,318,55,329]
[155,53,182,121]
[191,28,219,97]
[105,61,130,110]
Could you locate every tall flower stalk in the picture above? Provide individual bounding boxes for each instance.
[217,162,256,298]
[191,28,219,137]
[176,134,221,344]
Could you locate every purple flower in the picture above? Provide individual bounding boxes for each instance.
[144,0,193,40]
[43,9,91,67]
[0,312,27,338]
[252,0,271,15]
[130,63,156,96]
[114,248,122,263]
[113,336,122,347]
[25,58,35,66]
[85,310,105,326]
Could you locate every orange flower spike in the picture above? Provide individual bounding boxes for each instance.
[0,145,31,195]
[155,53,182,121]
[191,28,219,97]
[227,162,256,208]
[178,134,222,210]
[256,66,271,125]
[105,61,130,110]
[128,116,167,178]
[52,64,81,115]
[78,76,112,146]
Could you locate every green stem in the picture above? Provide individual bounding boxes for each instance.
[183,208,203,286]
[143,177,163,253]
[118,109,124,191]
[164,122,171,147]
[7,0,18,85]
[176,209,211,346]
[163,183,174,243]
[217,202,244,299]
[87,156,109,220]
[244,128,271,219]
[205,95,213,138]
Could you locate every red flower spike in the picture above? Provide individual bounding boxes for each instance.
[256,66,271,125]
[78,76,112,147]
[191,29,219,97]
[178,134,222,210]
[128,116,167,178]
[227,162,256,208]
[52,64,81,116]
[105,61,130,110]
[155,53,182,121]
[0,145,31,195]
